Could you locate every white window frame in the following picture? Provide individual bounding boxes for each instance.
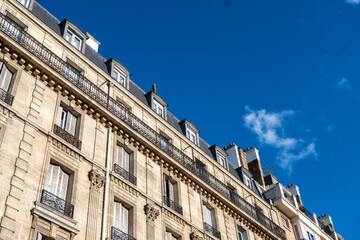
[237,225,248,240]
[281,215,290,229]
[244,175,251,188]
[307,232,315,240]
[153,100,164,117]
[58,106,78,136]
[113,69,126,87]
[202,204,214,227]
[65,29,82,50]
[0,62,13,92]
[113,201,129,234]
[19,0,31,8]
[217,154,226,168]
[186,128,197,145]
[164,176,176,201]
[165,231,178,240]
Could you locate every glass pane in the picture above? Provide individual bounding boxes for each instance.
[74,37,81,50]
[0,65,12,91]
[65,31,72,42]
[121,205,129,233]
[113,202,121,229]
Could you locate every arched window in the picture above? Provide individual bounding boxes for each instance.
[0,62,13,92]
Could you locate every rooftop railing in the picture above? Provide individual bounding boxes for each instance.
[299,206,315,222]
[0,13,285,239]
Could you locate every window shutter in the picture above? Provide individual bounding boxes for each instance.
[58,106,65,127]
[122,150,130,171]
[65,112,77,136]
[169,181,175,201]
[0,64,12,92]
[58,169,69,200]
[203,205,213,226]
[113,202,121,230]
[121,205,129,234]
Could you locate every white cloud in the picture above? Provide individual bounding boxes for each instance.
[333,77,352,91]
[346,0,360,5]
[243,106,317,171]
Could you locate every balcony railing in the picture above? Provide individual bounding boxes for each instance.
[53,124,82,149]
[299,206,315,222]
[0,13,285,240]
[163,196,183,215]
[111,226,136,240]
[204,222,221,239]
[0,88,14,105]
[114,164,137,186]
[41,190,74,218]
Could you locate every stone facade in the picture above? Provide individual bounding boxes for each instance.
[0,1,291,240]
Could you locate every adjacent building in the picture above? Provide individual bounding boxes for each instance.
[0,1,342,240]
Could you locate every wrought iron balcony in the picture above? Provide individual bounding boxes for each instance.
[204,222,221,239]
[0,13,285,240]
[299,206,315,222]
[0,88,14,105]
[111,226,136,240]
[41,190,74,218]
[53,124,82,149]
[163,195,183,215]
[114,164,137,186]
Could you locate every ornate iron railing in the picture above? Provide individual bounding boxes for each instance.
[0,14,286,239]
[204,222,221,239]
[0,88,14,105]
[163,195,183,215]
[114,163,137,186]
[41,190,74,218]
[53,124,82,149]
[111,226,136,240]
[299,206,314,222]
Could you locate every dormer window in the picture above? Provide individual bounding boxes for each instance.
[113,70,126,87]
[153,99,164,117]
[18,0,31,8]
[186,129,197,145]
[217,154,226,168]
[65,29,82,50]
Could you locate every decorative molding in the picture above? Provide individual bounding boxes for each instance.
[144,204,159,222]
[161,207,185,226]
[110,174,139,197]
[88,169,105,189]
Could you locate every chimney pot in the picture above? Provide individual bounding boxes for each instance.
[152,84,156,93]
[247,148,249,151]
[250,147,253,149]
[287,184,290,188]
[321,214,323,218]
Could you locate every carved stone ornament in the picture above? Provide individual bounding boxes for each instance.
[144,204,159,222]
[190,232,202,240]
[88,169,105,188]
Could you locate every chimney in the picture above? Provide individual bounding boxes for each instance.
[86,32,100,52]
[238,148,248,170]
[153,84,157,93]
[245,148,265,187]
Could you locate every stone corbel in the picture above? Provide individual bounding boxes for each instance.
[144,203,159,222]
[88,169,105,189]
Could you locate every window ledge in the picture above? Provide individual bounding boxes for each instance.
[32,201,79,234]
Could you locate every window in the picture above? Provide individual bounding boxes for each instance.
[113,70,126,87]
[244,176,251,188]
[163,176,182,214]
[18,0,31,8]
[152,100,164,117]
[115,101,129,122]
[116,145,130,172]
[307,232,314,240]
[165,231,178,240]
[281,216,290,229]
[113,201,129,234]
[36,233,53,240]
[237,225,248,240]
[45,164,69,201]
[0,62,13,93]
[58,106,78,136]
[65,29,82,50]
[203,204,214,227]
[217,154,226,168]
[186,128,197,144]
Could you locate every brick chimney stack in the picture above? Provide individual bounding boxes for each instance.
[245,148,265,187]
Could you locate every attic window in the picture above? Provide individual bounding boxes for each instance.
[217,153,227,168]
[18,0,30,8]
[186,128,197,145]
[65,29,82,50]
[113,69,126,87]
[244,175,251,188]
[152,99,164,117]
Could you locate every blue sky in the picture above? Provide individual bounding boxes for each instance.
[37,0,358,238]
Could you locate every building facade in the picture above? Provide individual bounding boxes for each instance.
[0,1,341,240]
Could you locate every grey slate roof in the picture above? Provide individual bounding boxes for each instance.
[30,1,218,162]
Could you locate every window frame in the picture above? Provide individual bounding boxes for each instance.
[19,0,31,8]
[65,29,83,50]
[152,99,164,117]
[217,153,227,168]
[113,69,126,87]
[0,61,14,93]
[57,105,79,137]
[307,232,315,240]
[243,175,251,188]
[113,201,130,234]
[237,225,248,240]
[186,128,197,145]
